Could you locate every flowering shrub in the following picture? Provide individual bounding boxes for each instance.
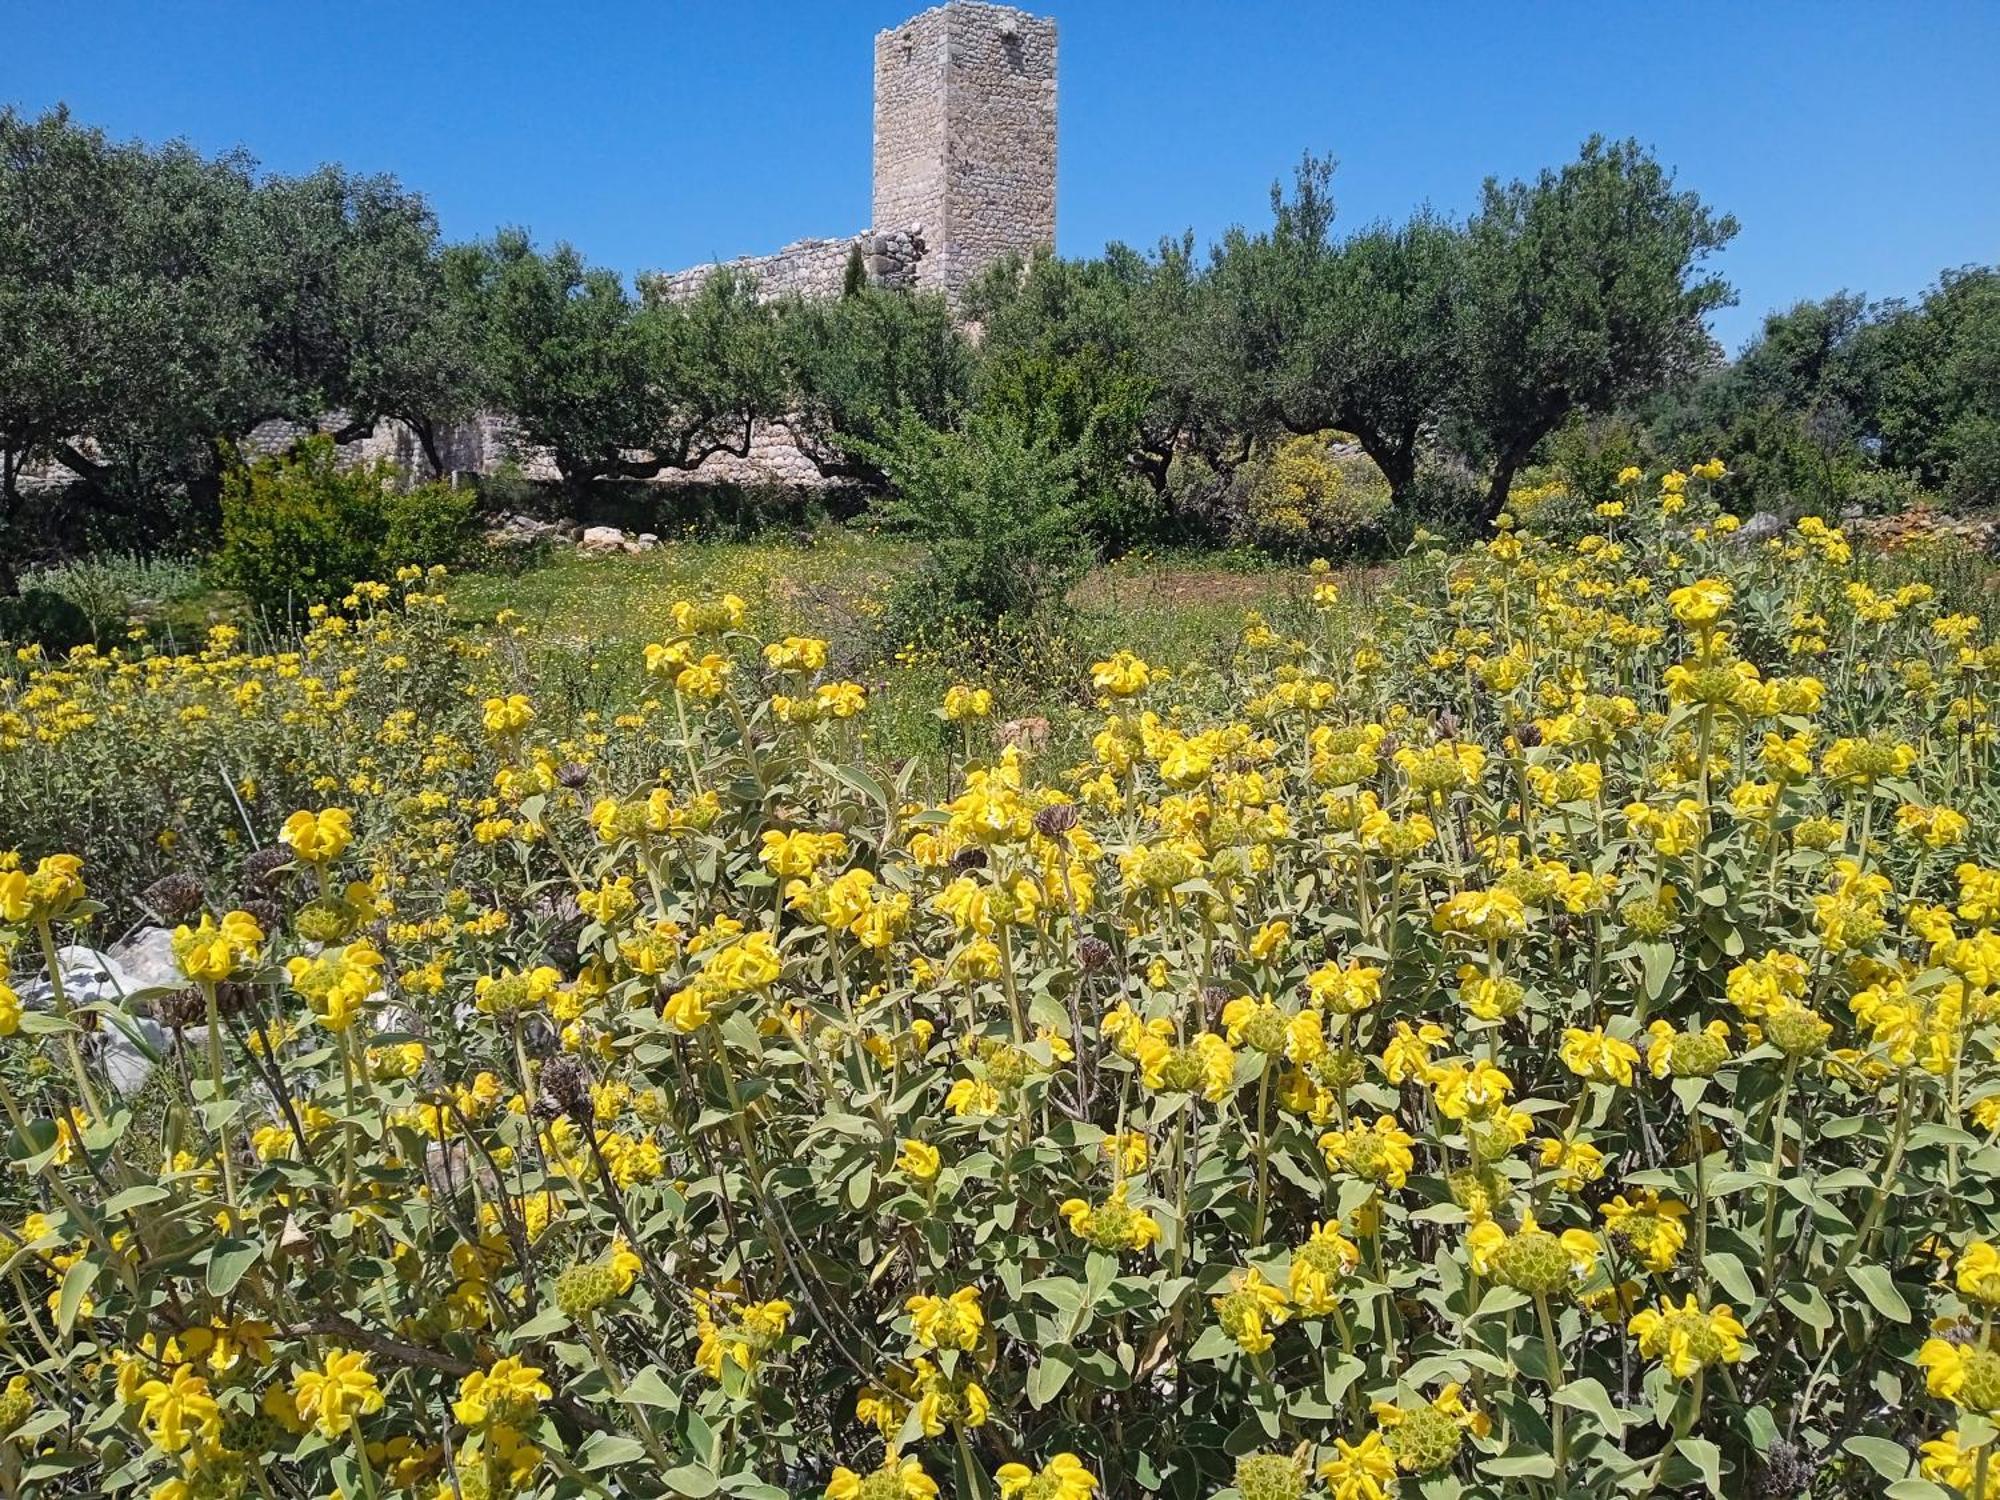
[4,464,2000,1499]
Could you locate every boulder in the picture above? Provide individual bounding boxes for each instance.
[13,937,185,1096]
[102,1018,173,1097]
[108,926,182,994]
[1735,511,1785,543]
[579,526,629,555]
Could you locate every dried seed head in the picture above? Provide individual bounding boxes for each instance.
[1033,803,1079,838]
[538,1054,591,1121]
[242,847,294,892]
[155,988,207,1030]
[1752,1440,1812,1497]
[142,873,207,924]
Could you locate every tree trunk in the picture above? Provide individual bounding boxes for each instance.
[53,440,109,490]
[0,446,21,595]
[403,416,447,478]
[1480,452,1524,526]
[556,452,608,512]
[1349,430,1416,505]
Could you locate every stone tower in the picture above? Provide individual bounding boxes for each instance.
[873,2,1057,304]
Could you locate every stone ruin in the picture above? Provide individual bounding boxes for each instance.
[309,1,1056,500]
[621,0,1060,492]
[16,2,1058,507]
[643,0,1058,312]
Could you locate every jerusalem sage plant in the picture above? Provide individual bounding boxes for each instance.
[0,465,1999,1498]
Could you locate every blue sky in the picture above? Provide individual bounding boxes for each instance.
[7,1,1998,350]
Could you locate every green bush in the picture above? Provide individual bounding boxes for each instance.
[15,552,204,642]
[0,587,93,653]
[381,480,479,572]
[214,435,475,613]
[863,408,1089,632]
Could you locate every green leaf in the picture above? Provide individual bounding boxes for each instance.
[621,1366,679,1409]
[1703,1251,1756,1304]
[510,1306,572,1342]
[1553,1376,1629,1434]
[101,1183,172,1216]
[661,1462,721,1497]
[1679,1437,1724,1497]
[1847,1263,1912,1322]
[1844,1435,1916,1480]
[207,1238,261,1297]
[1187,1324,1237,1363]
[1480,1454,1555,1479]
[581,1434,651,1471]
[1022,1276,1088,1321]
[55,1256,101,1335]
[1778,1282,1833,1331]
[5,1117,58,1168]
[1639,940,1675,1001]
[1028,1347,1076,1408]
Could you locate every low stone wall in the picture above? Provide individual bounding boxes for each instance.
[640,225,925,305]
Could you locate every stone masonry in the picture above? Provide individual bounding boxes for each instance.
[656,2,1057,313]
[632,2,1058,490]
[639,227,926,306]
[17,4,1058,500]
[874,2,1058,304]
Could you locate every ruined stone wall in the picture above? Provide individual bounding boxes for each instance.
[640,227,925,306]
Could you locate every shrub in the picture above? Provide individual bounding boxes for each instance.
[11,466,2000,1500]
[1236,431,1395,558]
[974,345,1153,553]
[380,480,479,573]
[864,408,1090,631]
[14,552,204,642]
[0,586,93,653]
[214,435,474,613]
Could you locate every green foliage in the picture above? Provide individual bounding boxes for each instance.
[1868,266,2000,504]
[1211,157,1462,509]
[0,588,93,653]
[974,344,1151,549]
[213,435,472,612]
[1235,432,1395,558]
[1642,270,2000,516]
[1645,294,1878,514]
[775,283,970,485]
[456,237,785,499]
[15,552,204,642]
[380,479,479,572]
[0,106,475,528]
[969,242,1251,538]
[1455,135,1739,516]
[862,408,1090,630]
[1188,139,1738,530]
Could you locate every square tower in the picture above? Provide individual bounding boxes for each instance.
[873,2,1057,304]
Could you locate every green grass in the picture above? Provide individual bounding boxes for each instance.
[446,530,1373,770]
